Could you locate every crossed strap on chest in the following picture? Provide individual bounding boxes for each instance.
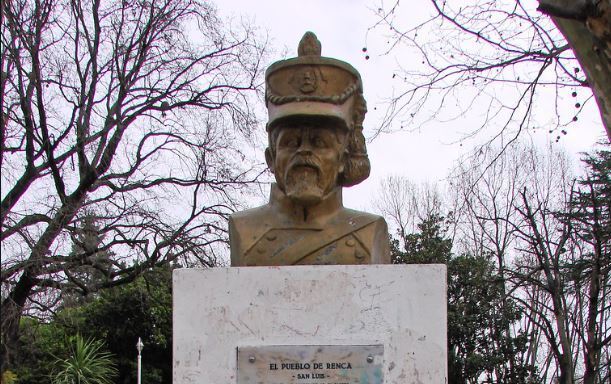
[244,213,378,265]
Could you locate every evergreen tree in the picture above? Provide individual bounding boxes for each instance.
[392,214,451,265]
[566,149,610,384]
[63,214,114,307]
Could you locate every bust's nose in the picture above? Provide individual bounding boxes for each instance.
[296,134,313,154]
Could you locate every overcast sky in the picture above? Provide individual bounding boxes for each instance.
[218,0,606,211]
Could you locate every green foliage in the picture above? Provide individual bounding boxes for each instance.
[571,149,610,245]
[392,214,452,264]
[447,254,532,383]
[11,266,173,384]
[77,266,173,384]
[11,318,71,383]
[565,148,611,382]
[52,335,117,384]
[1,370,18,384]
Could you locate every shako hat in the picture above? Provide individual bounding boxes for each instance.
[265,32,364,130]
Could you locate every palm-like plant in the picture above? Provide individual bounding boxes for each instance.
[52,334,117,384]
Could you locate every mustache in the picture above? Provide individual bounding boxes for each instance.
[288,155,321,172]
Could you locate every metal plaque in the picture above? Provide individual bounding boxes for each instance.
[237,344,384,384]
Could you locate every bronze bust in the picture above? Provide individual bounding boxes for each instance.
[229,32,390,266]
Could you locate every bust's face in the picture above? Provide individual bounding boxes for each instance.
[269,118,347,206]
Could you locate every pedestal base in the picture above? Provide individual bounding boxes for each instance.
[173,264,447,383]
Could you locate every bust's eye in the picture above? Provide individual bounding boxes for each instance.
[312,136,327,148]
[281,136,299,148]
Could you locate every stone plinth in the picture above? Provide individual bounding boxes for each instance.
[173,265,447,383]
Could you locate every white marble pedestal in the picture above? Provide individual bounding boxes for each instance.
[173,264,447,383]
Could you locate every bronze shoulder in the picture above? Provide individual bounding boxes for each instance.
[229,205,275,266]
[332,209,390,264]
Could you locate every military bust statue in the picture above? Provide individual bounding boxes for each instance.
[229,32,390,266]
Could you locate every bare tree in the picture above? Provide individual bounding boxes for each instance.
[448,144,553,382]
[369,0,609,146]
[449,142,610,383]
[374,171,536,382]
[506,147,610,384]
[0,0,268,370]
[509,149,577,384]
[373,176,443,241]
[449,146,524,265]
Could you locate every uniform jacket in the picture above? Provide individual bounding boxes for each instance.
[229,184,391,266]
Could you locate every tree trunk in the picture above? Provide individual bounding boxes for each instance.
[0,270,37,372]
[555,313,576,384]
[583,232,603,384]
[1,193,87,370]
